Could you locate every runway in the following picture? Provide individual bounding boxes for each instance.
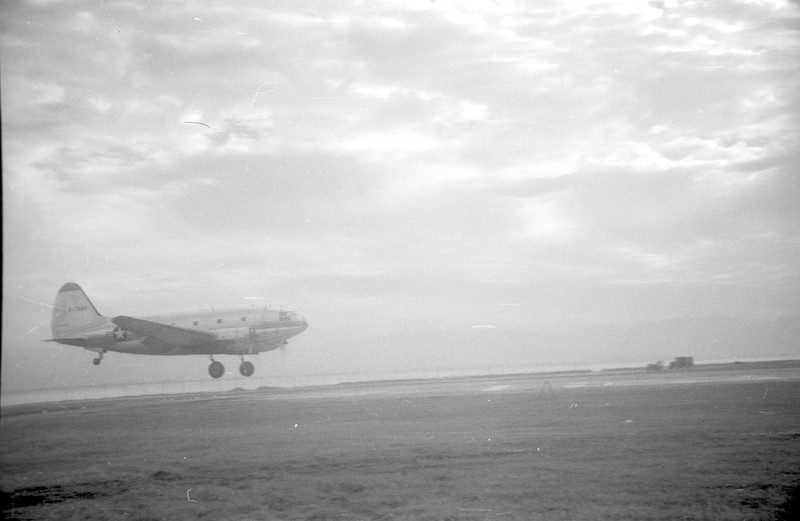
[157,360,800,404]
[2,362,799,520]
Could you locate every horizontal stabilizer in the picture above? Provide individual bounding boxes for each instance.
[112,316,217,347]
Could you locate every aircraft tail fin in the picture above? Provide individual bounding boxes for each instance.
[51,283,106,338]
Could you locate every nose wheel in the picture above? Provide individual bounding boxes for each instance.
[239,360,255,377]
[92,351,105,366]
[208,360,225,378]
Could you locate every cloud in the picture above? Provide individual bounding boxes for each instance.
[2,0,799,393]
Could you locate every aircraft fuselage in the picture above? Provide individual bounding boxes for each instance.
[48,283,308,378]
[64,307,308,356]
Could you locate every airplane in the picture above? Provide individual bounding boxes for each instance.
[47,282,308,378]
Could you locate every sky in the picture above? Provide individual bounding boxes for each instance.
[2,0,799,395]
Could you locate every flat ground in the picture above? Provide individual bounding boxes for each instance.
[2,362,799,520]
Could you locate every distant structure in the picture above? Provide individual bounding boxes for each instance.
[646,361,664,372]
[669,357,694,370]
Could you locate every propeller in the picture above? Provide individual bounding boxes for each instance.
[247,327,258,355]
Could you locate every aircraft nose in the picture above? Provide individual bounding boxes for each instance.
[297,314,308,331]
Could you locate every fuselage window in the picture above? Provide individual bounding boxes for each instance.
[193,321,198,326]
[241,317,247,322]
[217,318,223,324]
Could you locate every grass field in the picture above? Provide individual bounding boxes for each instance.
[1,365,799,520]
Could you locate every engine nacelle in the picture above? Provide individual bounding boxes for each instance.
[213,327,252,341]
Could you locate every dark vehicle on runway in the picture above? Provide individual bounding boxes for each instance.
[669,356,694,370]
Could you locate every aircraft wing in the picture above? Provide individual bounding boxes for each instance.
[46,338,90,345]
[112,316,218,347]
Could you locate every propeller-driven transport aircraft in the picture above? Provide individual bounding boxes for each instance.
[47,283,308,378]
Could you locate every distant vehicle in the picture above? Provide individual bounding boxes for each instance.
[646,361,664,372]
[47,283,308,378]
[669,357,694,370]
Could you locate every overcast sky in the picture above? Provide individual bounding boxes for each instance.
[2,0,799,394]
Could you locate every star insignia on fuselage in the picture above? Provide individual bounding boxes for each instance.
[110,326,129,341]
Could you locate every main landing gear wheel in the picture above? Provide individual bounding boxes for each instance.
[239,361,255,377]
[92,351,104,366]
[93,358,102,366]
[208,361,225,379]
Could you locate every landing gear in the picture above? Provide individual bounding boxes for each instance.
[92,351,104,366]
[239,360,255,377]
[208,360,225,379]
[206,356,255,378]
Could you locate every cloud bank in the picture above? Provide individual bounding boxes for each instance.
[2,0,799,392]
